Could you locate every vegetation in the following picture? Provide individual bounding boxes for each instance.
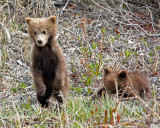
[0,0,160,127]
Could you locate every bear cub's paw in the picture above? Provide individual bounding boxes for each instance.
[36,85,46,96]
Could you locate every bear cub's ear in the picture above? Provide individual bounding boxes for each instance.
[118,71,127,79]
[25,18,33,25]
[104,68,112,75]
[48,16,56,24]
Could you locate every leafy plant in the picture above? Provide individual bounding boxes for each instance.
[77,26,105,93]
[11,20,21,30]
[11,82,27,93]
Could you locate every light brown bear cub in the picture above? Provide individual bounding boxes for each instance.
[90,68,151,100]
[26,16,69,107]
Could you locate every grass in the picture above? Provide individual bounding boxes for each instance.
[0,0,160,127]
[0,81,159,127]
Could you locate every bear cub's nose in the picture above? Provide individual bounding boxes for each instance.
[37,40,42,44]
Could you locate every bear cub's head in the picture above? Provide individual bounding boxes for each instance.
[25,16,58,47]
[104,68,129,93]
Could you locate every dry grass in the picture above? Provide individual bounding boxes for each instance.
[0,0,160,127]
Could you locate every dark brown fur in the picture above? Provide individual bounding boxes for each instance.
[90,68,151,100]
[26,16,69,107]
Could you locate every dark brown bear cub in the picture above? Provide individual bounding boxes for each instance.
[90,68,151,100]
[26,16,69,107]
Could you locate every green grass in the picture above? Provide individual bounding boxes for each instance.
[0,88,159,127]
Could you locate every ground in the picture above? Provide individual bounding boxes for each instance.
[0,0,160,127]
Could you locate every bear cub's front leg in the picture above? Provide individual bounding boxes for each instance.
[33,75,46,96]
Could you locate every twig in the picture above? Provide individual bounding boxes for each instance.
[0,22,11,44]
[91,0,117,16]
[135,95,160,120]
[111,18,160,37]
[62,0,70,10]
[61,27,89,44]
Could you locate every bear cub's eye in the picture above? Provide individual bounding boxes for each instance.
[42,30,46,35]
[34,32,37,35]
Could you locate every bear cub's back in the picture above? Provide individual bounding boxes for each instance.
[104,68,151,97]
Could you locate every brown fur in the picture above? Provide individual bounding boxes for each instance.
[26,16,69,107]
[90,68,151,100]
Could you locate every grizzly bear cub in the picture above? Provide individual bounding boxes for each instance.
[26,16,69,107]
[90,68,151,100]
